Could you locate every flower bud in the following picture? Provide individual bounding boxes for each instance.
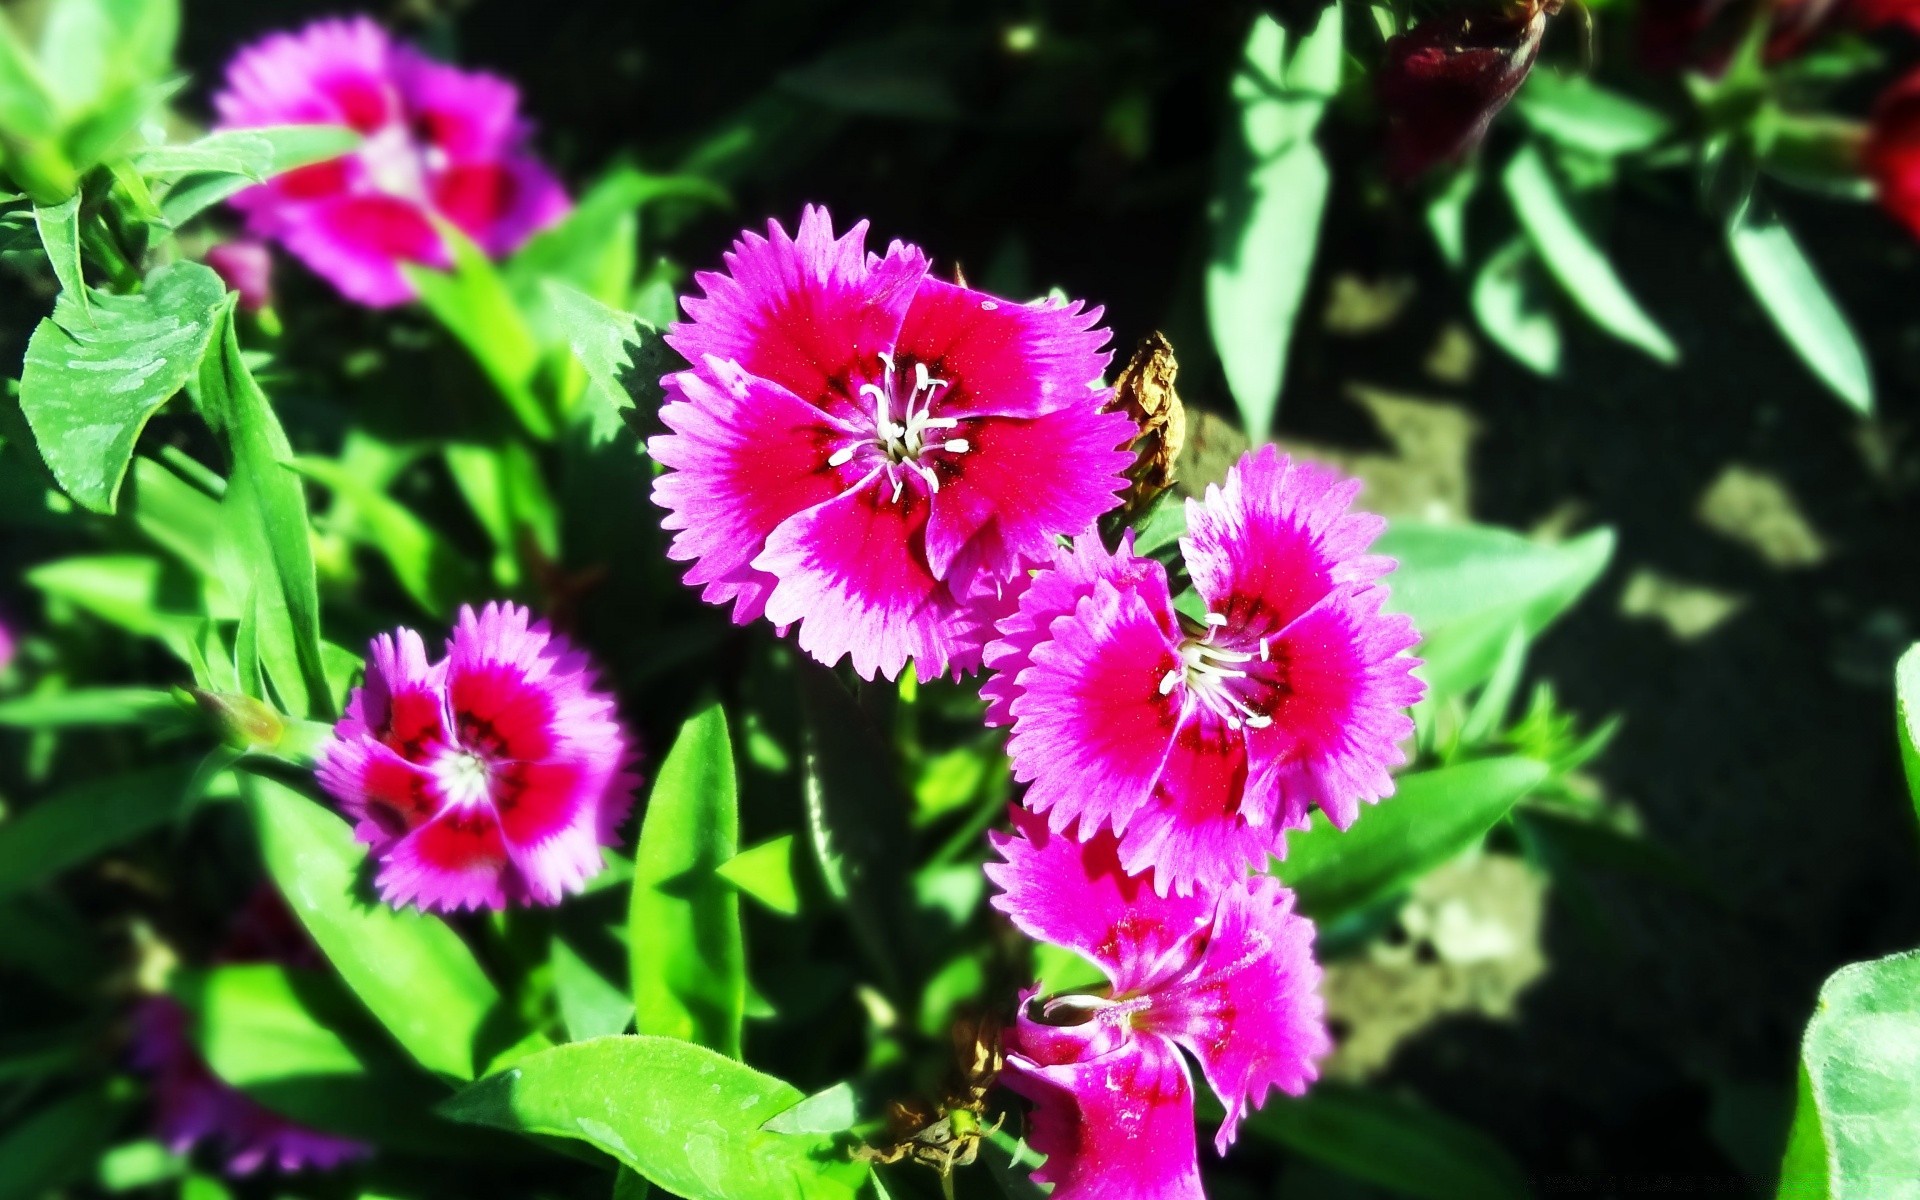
[204,240,275,313]
[188,688,286,752]
[1380,2,1558,182]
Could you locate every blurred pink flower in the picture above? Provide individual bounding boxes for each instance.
[317,602,639,912]
[213,16,569,307]
[985,447,1423,895]
[0,617,13,675]
[987,810,1329,1200]
[1868,68,1920,239]
[650,206,1134,681]
[205,239,275,311]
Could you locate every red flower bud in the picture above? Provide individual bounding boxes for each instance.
[1380,2,1557,182]
[1867,69,1920,238]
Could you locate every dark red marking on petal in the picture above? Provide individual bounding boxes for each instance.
[493,759,588,847]
[432,163,519,237]
[413,806,507,871]
[449,663,556,762]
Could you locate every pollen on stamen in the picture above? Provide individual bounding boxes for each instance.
[1159,669,1181,696]
[1204,612,1229,627]
[944,439,971,454]
[828,446,856,467]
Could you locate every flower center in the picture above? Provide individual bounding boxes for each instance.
[433,747,494,809]
[1159,612,1279,731]
[827,352,973,503]
[359,123,433,201]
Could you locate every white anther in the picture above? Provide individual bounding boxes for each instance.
[890,475,905,503]
[1158,669,1181,696]
[943,439,970,454]
[1259,637,1270,662]
[828,446,855,467]
[1204,612,1228,627]
[1246,715,1273,729]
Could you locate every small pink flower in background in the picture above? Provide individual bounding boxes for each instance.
[987,810,1329,1200]
[0,617,14,675]
[985,447,1423,894]
[214,16,569,307]
[133,888,368,1174]
[650,206,1135,681]
[317,602,639,912]
[205,239,275,312]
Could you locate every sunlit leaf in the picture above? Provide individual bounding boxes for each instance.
[1727,204,1872,415]
[156,126,360,226]
[717,835,802,918]
[553,933,634,1043]
[17,261,225,512]
[630,701,745,1057]
[292,456,479,617]
[409,230,551,440]
[1472,238,1563,377]
[1518,71,1671,157]
[1899,645,1920,836]
[1206,4,1341,440]
[439,1035,863,1200]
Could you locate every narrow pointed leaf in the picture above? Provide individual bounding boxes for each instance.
[1727,205,1872,414]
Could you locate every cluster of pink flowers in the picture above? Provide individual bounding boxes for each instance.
[214,16,569,307]
[317,602,640,912]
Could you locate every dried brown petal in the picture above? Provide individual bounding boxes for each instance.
[1107,332,1187,518]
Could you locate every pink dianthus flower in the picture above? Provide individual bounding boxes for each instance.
[984,447,1423,894]
[988,810,1329,1200]
[317,602,639,912]
[213,16,569,307]
[650,206,1135,681]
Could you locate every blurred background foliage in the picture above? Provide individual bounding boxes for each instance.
[2,0,1920,1198]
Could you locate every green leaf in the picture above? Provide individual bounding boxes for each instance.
[1206,4,1341,440]
[1504,142,1678,364]
[1274,757,1549,920]
[438,1035,861,1200]
[245,774,519,1080]
[156,126,360,226]
[130,455,224,580]
[1241,1083,1530,1200]
[553,933,634,1042]
[1727,204,1872,415]
[27,553,211,654]
[0,1087,121,1200]
[97,1140,184,1190]
[800,665,917,995]
[717,834,802,917]
[1898,645,1920,837]
[37,0,176,117]
[1379,522,1614,699]
[0,764,192,902]
[409,230,551,440]
[1517,71,1672,157]
[631,701,745,1057]
[1472,238,1563,377]
[1778,950,1920,1199]
[34,193,86,304]
[196,303,330,717]
[762,1082,861,1136]
[186,963,364,1083]
[134,125,355,178]
[0,686,181,729]
[17,260,226,512]
[292,456,478,617]
[544,280,669,442]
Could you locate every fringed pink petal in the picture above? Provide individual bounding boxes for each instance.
[1113,712,1278,897]
[894,279,1113,422]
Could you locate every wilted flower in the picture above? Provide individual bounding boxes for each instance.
[214,16,569,307]
[133,889,368,1175]
[651,206,1134,681]
[987,810,1329,1200]
[1380,1,1558,181]
[204,239,275,312]
[1868,69,1920,238]
[984,448,1423,894]
[317,602,639,912]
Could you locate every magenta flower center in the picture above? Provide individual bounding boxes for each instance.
[827,352,974,502]
[1160,613,1285,731]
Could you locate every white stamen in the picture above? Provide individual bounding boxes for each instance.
[890,475,904,503]
[1204,612,1228,627]
[828,446,855,467]
[1159,669,1181,696]
[943,439,970,454]
[1259,637,1271,662]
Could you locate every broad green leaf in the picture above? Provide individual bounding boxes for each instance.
[184,963,364,1083]
[442,439,558,586]
[134,125,355,178]
[717,834,801,917]
[27,553,213,655]
[1242,1083,1530,1200]
[0,764,192,902]
[1472,238,1563,377]
[1898,645,1920,835]
[197,303,330,716]
[0,13,60,142]
[0,1087,121,1200]
[0,686,181,729]
[800,665,917,995]
[409,230,551,439]
[763,1082,861,1136]
[1380,522,1614,698]
[438,1035,861,1200]
[1459,627,1528,746]
[292,456,478,616]
[37,0,176,116]
[246,775,518,1080]
[1504,143,1677,364]
[156,126,360,226]
[33,193,85,304]
[1778,950,1920,1199]
[96,1140,183,1190]
[1206,4,1341,440]
[130,455,224,580]
[1518,71,1672,157]
[1727,205,1871,414]
[544,280,670,442]
[17,260,225,512]
[631,701,745,1057]
[1426,167,1478,270]
[553,934,634,1043]
[1274,757,1549,920]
